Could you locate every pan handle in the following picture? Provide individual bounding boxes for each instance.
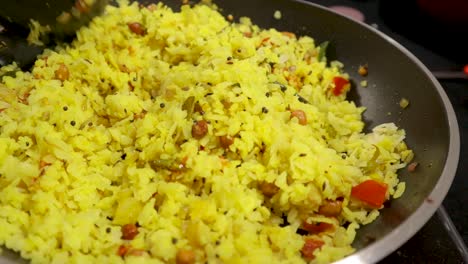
[432,65,468,80]
[437,205,468,262]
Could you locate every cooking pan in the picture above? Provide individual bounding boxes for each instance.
[0,0,460,263]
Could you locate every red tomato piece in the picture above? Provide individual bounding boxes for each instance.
[351,180,388,208]
[332,76,350,96]
[301,239,325,260]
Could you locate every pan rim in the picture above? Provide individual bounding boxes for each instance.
[287,0,461,263]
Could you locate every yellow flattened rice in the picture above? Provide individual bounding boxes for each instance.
[0,1,413,263]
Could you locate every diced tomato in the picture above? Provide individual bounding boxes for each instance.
[332,76,350,96]
[351,180,388,208]
[301,238,324,260]
[302,221,333,234]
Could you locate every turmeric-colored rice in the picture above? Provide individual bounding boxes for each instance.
[0,1,413,263]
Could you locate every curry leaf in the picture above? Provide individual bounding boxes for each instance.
[317,41,329,63]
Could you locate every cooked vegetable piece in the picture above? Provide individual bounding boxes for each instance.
[351,180,388,208]
[317,41,329,62]
[301,238,324,260]
[182,96,196,119]
[332,76,350,96]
